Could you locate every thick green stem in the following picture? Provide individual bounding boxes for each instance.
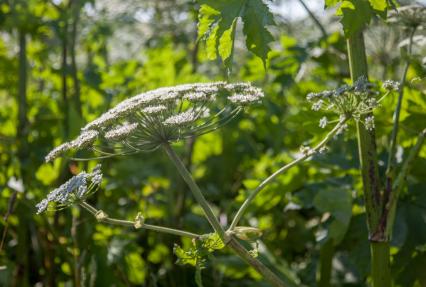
[227,238,287,287]
[371,242,391,287]
[163,143,227,239]
[79,202,200,238]
[163,143,287,287]
[230,119,348,230]
[347,30,390,287]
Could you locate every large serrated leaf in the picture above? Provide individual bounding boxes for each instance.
[197,0,275,69]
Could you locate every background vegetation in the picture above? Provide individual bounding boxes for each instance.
[0,0,425,286]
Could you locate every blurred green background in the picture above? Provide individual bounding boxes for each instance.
[0,0,425,286]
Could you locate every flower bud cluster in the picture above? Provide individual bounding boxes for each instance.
[36,165,103,213]
[45,82,264,162]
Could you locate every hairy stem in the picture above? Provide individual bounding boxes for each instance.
[230,118,348,230]
[79,202,200,238]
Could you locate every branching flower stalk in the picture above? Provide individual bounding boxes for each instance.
[79,201,201,238]
[229,116,349,230]
[163,142,288,287]
[40,82,291,287]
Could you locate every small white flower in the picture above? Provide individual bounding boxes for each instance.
[382,80,400,91]
[71,130,99,149]
[319,117,328,128]
[164,110,197,126]
[45,143,71,163]
[319,146,329,154]
[312,100,323,111]
[364,116,375,131]
[142,105,167,114]
[105,123,139,141]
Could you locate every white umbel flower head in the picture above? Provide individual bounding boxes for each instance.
[306,76,382,119]
[45,82,264,162]
[35,164,103,214]
[388,5,426,29]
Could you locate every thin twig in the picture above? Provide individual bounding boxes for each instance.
[229,118,348,230]
[79,201,199,238]
[297,0,327,40]
[163,144,288,287]
[386,26,417,179]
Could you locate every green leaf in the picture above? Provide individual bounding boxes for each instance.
[197,0,275,68]
[314,188,352,243]
[200,233,225,251]
[328,0,389,37]
[368,0,387,11]
[241,0,275,68]
[341,0,375,37]
[324,0,341,7]
[174,244,197,267]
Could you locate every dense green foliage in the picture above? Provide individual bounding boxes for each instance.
[0,0,425,286]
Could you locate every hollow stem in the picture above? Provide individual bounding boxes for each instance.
[79,201,200,238]
[229,118,348,230]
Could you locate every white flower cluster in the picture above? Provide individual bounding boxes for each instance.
[364,116,375,131]
[306,76,379,120]
[45,82,264,162]
[45,130,98,162]
[105,122,139,141]
[36,165,103,214]
[319,116,328,128]
[382,80,400,91]
[388,4,426,29]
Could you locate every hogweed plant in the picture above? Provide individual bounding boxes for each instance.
[38,78,413,287]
